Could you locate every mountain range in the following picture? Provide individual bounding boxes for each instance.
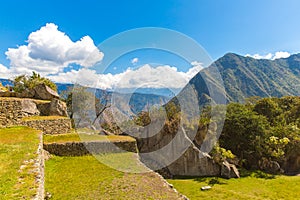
[1,52,300,109]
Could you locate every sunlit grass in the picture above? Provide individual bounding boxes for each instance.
[0,126,41,199]
[43,133,136,144]
[22,115,69,121]
[45,154,180,200]
[167,171,300,200]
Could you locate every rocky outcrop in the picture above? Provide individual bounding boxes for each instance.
[33,84,59,100]
[37,99,68,117]
[0,84,59,101]
[135,119,222,177]
[221,160,240,179]
[21,99,40,115]
[48,99,68,116]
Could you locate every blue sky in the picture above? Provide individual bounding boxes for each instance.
[0,0,300,88]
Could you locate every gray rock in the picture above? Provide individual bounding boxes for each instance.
[36,102,50,116]
[34,84,59,100]
[136,120,221,177]
[221,160,240,179]
[16,88,36,98]
[201,186,212,191]
[48,99,68,116]
[21,99,40,115]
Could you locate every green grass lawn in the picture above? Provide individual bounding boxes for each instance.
[21,115,69,121]
[167,171,300,200]
[45,154,181,200]
[0,126,41,199]
[43,133,136,144]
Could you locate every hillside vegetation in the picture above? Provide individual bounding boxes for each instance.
[186,53,300,103]
[217,96,300,174]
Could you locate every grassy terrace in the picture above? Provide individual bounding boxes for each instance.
[45,154,181,200]
[43,133,136,144]
[21,115,69,121]
[0,126,41,199]
[167,171,300,200]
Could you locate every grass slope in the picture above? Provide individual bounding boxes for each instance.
[168,171,300,200]
[0,126,40,199]
[45,154,181,200]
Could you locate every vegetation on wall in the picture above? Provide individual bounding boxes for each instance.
[13,71,57,92]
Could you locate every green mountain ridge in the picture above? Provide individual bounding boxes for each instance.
[188,52,300,103]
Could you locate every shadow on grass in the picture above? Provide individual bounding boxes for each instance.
[172,176,228,186]
[194,177,227,186]
[239,169,276,179]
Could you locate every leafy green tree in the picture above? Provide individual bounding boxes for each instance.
[219,103,270,167]
[253,98,281,125]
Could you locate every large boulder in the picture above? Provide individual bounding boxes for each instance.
[48,99,68,116]
[221,160,240,179]
[34,84,59,100]
[36,99,68,117]
[136,119,221,177]
[21,99,40,115]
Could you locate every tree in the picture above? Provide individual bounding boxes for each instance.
[219,103,270,168]
[63,86,111,129]
[13,71,57,92]
[253,98,281,125]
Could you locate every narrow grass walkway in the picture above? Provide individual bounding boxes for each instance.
[45,154,181,200]
[167,171,300,200]
[0,126,41,199]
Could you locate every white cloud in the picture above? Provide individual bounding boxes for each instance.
[189,61,203,77]
[245,51,290,60]
[272,51,290,60]
[131,57,138,65]
[5,23,103,76]
[0,64,10,79]
[49,64,202,89]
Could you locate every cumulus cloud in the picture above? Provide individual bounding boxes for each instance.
[0,64,10,79]
[49,64,202,89]
[5,23,103,76]
[272,51,291,60]
[245,51,290,60]
[131,57,138,65]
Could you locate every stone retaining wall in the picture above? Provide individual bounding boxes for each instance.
[44,141,137,156]
[0,97,71,134]
[0,98,38,126]
[21,118,71,135]
[34,132,44,200]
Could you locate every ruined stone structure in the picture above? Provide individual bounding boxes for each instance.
[0,97,71,134]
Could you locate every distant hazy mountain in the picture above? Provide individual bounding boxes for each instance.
[182,53,300,104]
